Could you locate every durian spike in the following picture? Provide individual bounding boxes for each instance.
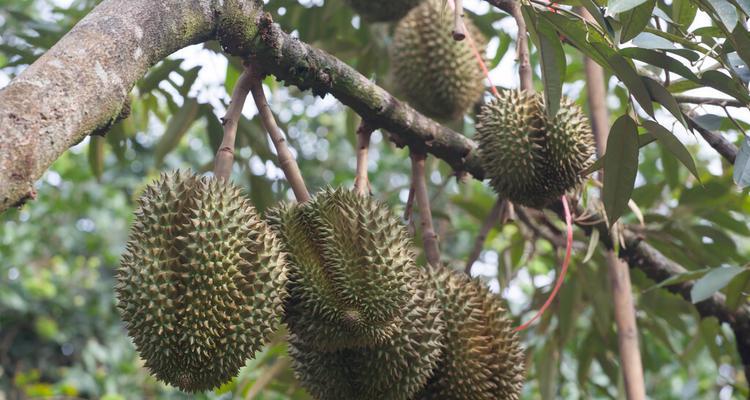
[354,121,374,196]
[515,194,573,331]
[214,66,253,180]
[247,62,311,203]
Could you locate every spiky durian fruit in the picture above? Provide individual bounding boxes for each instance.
[476,90,595,208]
[345,0,424,22]
[288,269,444,400]
[416,268,525,400]
[267,188,415,351]
[116,171,287,392]
[391,0,487,120]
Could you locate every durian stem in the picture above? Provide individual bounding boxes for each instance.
[483,0,533,92]
[410,151,441,267]
[451,0,466,41]
[354,121,374,196]
[247,65,311,203]
[515,195,572,332]
[214,68,254,180]
[465,199,507,275]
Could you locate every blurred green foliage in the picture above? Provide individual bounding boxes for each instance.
[1,0,750,399]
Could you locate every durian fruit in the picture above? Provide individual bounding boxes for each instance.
[475,90,595,208]
[116,171,287,392]
[345,0,424,22]
[288,268,445,400]
[267,188,415,351]
[391,0,487,120]
[416,268,525,400]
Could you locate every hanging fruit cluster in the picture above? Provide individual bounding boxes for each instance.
[117,182,525,398]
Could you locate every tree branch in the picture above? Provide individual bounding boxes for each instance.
[214,67,254,180]
[248,64,311,203]
[675,95,746,108]
[0,0,263,211]
[465,200,507,275]
[484,0,532,91]
[411,151,441,267]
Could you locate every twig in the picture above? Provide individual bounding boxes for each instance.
[465,200,507,275]
[247,63,311,203]
[214,67,254,180]
[411,150,441,267]
[354,121,374,196]
[404,179,417,235]
[515,195,573,331]
[674,95,745,108]
[452,0,467,41]
[686,113,738,164]
[244,358,290,399]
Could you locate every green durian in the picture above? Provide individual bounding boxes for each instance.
[416,268,525,400]
[116,170,287,392]
[267,188,416,351]
[345,0,424,22]
[391,0,487,120]
[288,268,444,400]
[476,90,595,208]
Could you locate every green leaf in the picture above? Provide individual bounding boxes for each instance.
[641,77,687,127]
[607,0,650,15]
[605,50,655,116]
[643,267,711,292]
[603,115,640,223]
[734,136,750,188]
[620,48,699,81]
[731,25,750,72]
[631,32,677,49]
[536,16,567,117]
[673,0,698,26]
[619,0,656,43]
[706,0,739,29]
[642,120,700,182]
[154,98,199,168]
[691,266,747,303]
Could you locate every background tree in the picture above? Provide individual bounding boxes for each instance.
[1,0,750,398]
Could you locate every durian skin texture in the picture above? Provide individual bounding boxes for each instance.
[416,268,525,400]
[267,188,415,351]
[116,170,287,392]
[288,268,445,400]
[391,0,487,121]
[476,90,595,208]
[345,0,424,22]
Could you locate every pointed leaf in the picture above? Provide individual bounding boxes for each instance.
[619,0,656,43]
[734,136,750,188]
[607,0,650,15]
[154,98,199,167]
[536,17,566,117]
[641,77,688,127]
[642,120,701,181]
[603,115,640,223]
[691,266,747,303]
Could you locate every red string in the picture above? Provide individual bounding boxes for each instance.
[515,195,573,332]
[465,31,500,98]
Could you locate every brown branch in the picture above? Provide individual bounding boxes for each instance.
[580,11,647,396]
[686,113,739,164]
[214,67,254,180]
[465,200,507,275]
[354,121,374,196]
[251,15,484,181]
[247,64,311,203]
[484,0,533,91]
[411,151,441,267]
[675,95,746,108]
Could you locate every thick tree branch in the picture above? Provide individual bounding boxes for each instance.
[0,0,264,211]
[249,15,484,181]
